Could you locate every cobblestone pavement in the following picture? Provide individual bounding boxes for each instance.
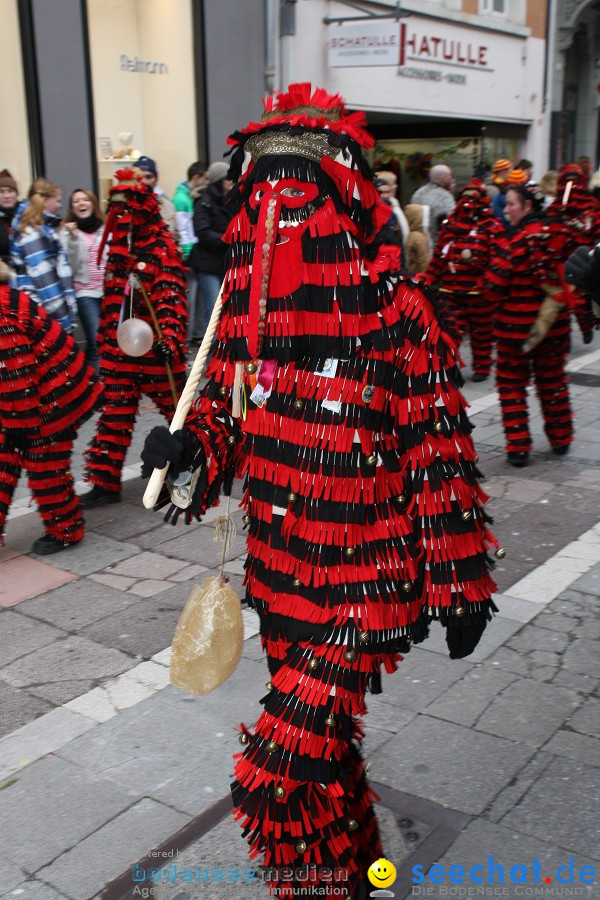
[0,334,599,899]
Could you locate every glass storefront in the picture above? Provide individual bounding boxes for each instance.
[86,0,199,202]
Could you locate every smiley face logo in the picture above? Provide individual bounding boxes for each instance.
[368,858,397,889]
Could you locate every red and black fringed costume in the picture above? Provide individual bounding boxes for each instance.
[84,169,187,495]
[0,286,102,546]
[428,180,509,381]
[145,86,501,899]
[546,164,600,343]
[489,189,573,463]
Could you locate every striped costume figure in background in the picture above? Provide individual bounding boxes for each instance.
[142,85,501,899]
[81,169,187,506]
[489,181,574,468]
[0,278,102,554]
[428,180,509,382]
[546,163,600,344]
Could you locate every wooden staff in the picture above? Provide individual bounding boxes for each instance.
[142,282,225,509]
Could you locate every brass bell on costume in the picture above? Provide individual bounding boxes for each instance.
[265,681,273,691]
[358,631,369,643]
[308,657,321,670]
[402,581,413,592]
[245,362,257,375]
[242,514,252,525]
[344,546,356,558]
[274,785,285,799]
[434,421,443,432]
[292,577,302,587]
[239,733,249,745]
[454,605,466,617]
[495,548,506,559]
[366,453,377,466]
[227,435,236,446]
[344,649,358,662]
[296,840,307,854]
[461,509,473,521]
[396,494,407,505]
[324,715,336,727]
[348,819,359,831]
[288,492,298,503]
[293,398,304,410]
[266,740,279,753]
[218,385,229,397]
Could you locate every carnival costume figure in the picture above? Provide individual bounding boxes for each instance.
[81,169,188,506]
[142,85,500,898]
[546,163,600,344]
[428,180,508,382]
[490,181,574,467]
[0,272,103,554]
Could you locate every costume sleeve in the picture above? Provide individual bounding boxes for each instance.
[0,293,42,438]
[148,254,188,356]
[388,283,498,621]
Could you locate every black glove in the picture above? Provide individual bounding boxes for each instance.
[565,245,600,291]
[141,426,186,476]
[445,612,487,659]
[153,339,174,365]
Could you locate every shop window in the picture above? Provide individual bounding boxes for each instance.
[479,0,507,16]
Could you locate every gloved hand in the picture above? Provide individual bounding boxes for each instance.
[141,426,186,476]
[565,245,600,292]
[153,339,175,365]
[445,612,487,659]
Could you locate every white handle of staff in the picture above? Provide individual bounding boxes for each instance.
[142,282,225,509]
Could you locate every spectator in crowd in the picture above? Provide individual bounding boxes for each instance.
[188,161,233,342]
[0,261,103,554]
[136,156,178,240]
[491,159,513,228]
[515,159,534,181]
[403,203,431,274]
[10,178,76,333]
[172,161,208,347]
[540,170,558,208]
[410,164,456,247]
[375,170,409,246]
[62,189,107,372]
[506,169,528,189]
[486,158,512,201]
[0,170,19,270]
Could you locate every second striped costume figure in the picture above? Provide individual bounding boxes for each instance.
[142,84,501,899]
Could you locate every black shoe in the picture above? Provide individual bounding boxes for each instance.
[472,372,489,382]
[552,444,570,456]
[583,331,594,345]
[32,534,75,555]
[507,451,529,468]
[79,485,121,508]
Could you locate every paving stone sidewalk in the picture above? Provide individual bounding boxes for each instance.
[0,337,599,899]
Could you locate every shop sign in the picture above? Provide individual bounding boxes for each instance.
[328,21,401,67]
[399,22,490,70]
[120,54,169,75]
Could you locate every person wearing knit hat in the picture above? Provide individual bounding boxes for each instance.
[491,160,514,229]
[187,161,234,345]
[135,156,178,240]
[506,169,527,187]
[141,83,500,898]
[0,170,19,268]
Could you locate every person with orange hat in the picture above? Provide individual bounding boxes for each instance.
[142,84,500,898]
[490,159,513,227]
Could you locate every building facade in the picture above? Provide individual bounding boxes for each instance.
[279,0,552,198]
[1,0,265,203]
[551,0,600,168]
